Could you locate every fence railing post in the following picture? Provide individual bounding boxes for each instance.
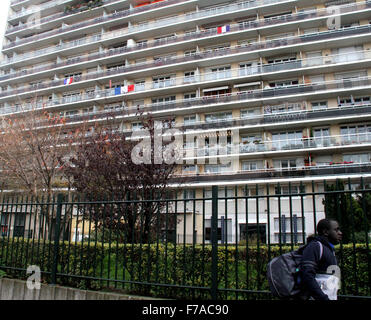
[51,194,64,285]
[211,186,218,300]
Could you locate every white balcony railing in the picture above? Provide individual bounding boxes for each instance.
[2,0,370,65]
[0,50,370,99]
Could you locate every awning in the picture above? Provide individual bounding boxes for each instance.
[233,81,261,88]
[202,86,229,92]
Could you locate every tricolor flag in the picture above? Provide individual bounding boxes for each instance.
[64,77,74,85]
[217,25,230,34]
[121,84,135,93]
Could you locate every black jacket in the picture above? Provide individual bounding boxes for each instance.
[299,236,338,300]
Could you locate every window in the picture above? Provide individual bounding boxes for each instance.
[311,101,328,110]
[242,187,264,196]
[239,224,266,243]
[182,165,198,173]
[1,213,9,236]
[343,153,369,164]
[314,128,331,147]
[207,66,231,80]
[204,218,232,242]
[132,122,143,131]
[314,155,332,167]
[64,72,82,80]
[274,215,304,244]
[269,79,299,88]
[184,71,196,83]
[153,75,174,88]
[184,115,197,125]
[241,108,260,118]
[135,80,145,91]
[340,124,371,144]
[152,95,176,105]
[354,96,370,105]
[240,134,262,152]
[273,159,297,170]
[237,39,257,47]
[272,131,303,150]
[204,164,232,174]
[154,34,176,44]
[239,62,259,76]
[274,185,305,195]
[267,56,297,64]
[184,49,197,56]
[242,161,258,171]
[205,112,232,123]
[334,70,367,81]
[332,46,363,63]
[305,51,323,66]
[14,213,26,237]
[107,63,125,72]
[205,187,235,198]
[184,92,197,100]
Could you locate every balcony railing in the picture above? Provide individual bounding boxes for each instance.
[1,75,371,116]
[7,0,371,48]
[1,47,370,100]
[5,0,188,45]
[7,0,123,34]
[182,133,371,159]
[2,0,370,66]
[9,0,77,20]
[173,163,371,183]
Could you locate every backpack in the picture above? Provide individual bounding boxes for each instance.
[267,242,323,298]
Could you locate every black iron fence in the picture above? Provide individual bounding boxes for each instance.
[0,178,370,299]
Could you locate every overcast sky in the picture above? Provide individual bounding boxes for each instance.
[0,0,11,52]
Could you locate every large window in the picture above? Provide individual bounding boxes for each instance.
[343,153,369,164]
[205,112,232,123]
[272,131,303,150]
[340,124,371,144]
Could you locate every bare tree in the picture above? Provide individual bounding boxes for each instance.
[60,113,182,243]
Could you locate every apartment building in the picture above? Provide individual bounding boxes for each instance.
[1,0,371,244]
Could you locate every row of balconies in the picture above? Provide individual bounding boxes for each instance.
[2,1,370,68]
[6,0,370,51]
[1,46,369,98]
[0,27,368,86]
[173,162,371,183]
[54,102,371,131]
[1,76,370,116]
[5,0,184,39]
[180,133,371,160]
[7,0,109,21]
[5,0,287,36]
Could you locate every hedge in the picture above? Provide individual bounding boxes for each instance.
[0,238,369,299]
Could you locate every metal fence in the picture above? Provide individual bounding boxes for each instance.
[0,179,370,299]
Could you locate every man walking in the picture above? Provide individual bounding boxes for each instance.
[299,219,343,300]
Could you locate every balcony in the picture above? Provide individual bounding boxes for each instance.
[172,163,371,184]
[182,133,371,161]
[2,0,370,66]
[5,0,188,45]
[1,48,371,102]
[1,74,371,118]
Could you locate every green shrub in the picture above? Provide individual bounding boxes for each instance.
[0,238,369,299]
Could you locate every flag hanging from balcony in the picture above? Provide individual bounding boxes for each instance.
[64,77,74,85]
[121,84,135,93]
[217,25,230,34]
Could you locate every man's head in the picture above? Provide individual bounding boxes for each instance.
[317,219,342,245]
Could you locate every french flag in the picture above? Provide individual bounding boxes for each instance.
[64,77,73,85]
[217,25,230,34]
[122,84,135,93]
